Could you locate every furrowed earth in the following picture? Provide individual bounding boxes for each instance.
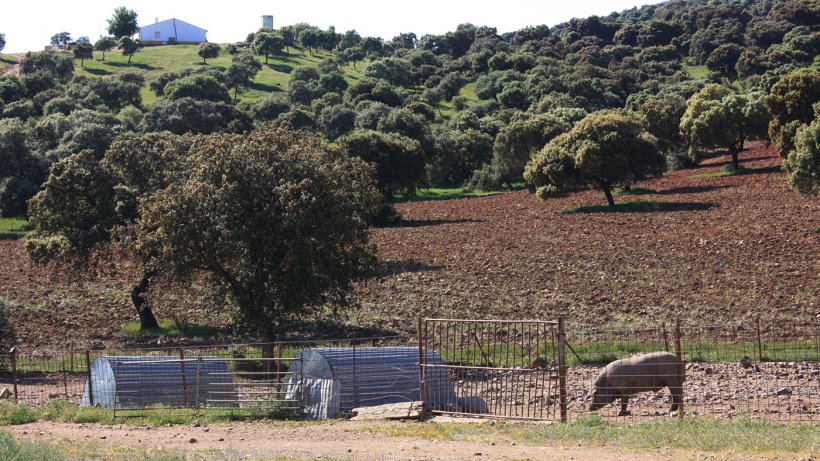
[0,141,817,350]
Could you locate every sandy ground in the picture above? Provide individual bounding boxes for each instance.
[7,419,722,461]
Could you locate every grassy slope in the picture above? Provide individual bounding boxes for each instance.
[0,53,19,74]
[74,45,366,106]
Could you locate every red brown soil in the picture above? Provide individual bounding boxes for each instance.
[0,142,817,350]
[351,142,818,332]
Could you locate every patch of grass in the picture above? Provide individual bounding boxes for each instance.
[0,430,66,461]
[399,183,525,202]
[689,166,753,179]
[0,402,39,425]
[0,400,311,428]
[362,417,818,454]
[119,319,223,337]
[613,187,656,196]
[0,217,30,240]
[681,57,709,79]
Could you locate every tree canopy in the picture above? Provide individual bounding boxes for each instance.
[524,110,664,206]
[198,42,221,65]
[107,7,139,39]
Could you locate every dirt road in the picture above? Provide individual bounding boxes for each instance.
[8,419,692,460]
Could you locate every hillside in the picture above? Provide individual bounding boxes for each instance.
[73,44,366,105]
[1,142,816,350]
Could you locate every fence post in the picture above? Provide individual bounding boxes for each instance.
[85,350,93,406]
[275,340,282,390]
[662,323,670,352]
[674,319,684,418]
[558,316,567,423]
[418,318,426,412]
[179,349,188,407]
[755,316,763,362]
[351,337,357,409]
[61,358,68,400]
[195,356,202,412]
[9,347,18,403]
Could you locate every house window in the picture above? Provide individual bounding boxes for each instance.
[154,31,161,39]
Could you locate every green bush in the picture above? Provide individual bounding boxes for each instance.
[0,299,16,353]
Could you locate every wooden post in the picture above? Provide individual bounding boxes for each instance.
[62,358,68,399]
[10,348,18,403]
[674,319,684,418]
[85,350,94,406]
[558,316,567,423]
[179,349,188,407]
[756,316,763,362]
[275,341,282,388]
[418,318,426,412]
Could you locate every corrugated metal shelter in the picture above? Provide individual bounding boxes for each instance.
[285,346,456,420]
[81,356,238,409]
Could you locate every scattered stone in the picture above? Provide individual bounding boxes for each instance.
[350,401,424,421]
[739,356,753,369]
[189,438,197,444]
[776,387,792,396]
[704,367,714,375]
[218,438,225,442]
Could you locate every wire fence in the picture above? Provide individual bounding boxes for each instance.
[0,319,816,423]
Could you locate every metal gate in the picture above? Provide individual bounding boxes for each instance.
[419,318,565,421]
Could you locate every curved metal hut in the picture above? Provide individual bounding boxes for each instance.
[285,346,456,419]
[81,356,238,409]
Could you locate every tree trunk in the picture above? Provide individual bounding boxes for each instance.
[728,144,740,170]
[601,183,615,207]
[127,54,132,64]
[131,272,160,330]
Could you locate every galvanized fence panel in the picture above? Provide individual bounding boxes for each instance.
[564,320,819,423]
[420,319,561,420]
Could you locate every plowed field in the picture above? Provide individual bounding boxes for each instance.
[1,142,817,350]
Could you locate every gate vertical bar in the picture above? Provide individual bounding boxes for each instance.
[61,358,68,399]
[558,316,567,423]
[674,319,684,418]
[352,337,357,410]
[85,350,93,406]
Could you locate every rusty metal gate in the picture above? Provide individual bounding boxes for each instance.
[419,318,566,421]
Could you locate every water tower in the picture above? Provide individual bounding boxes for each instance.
[262,15,274,29]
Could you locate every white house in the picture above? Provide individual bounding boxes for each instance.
[139,18,207,45]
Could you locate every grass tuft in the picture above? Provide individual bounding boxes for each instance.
[119,319,222,337]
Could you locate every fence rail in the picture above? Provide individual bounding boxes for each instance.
[0,319,816,423]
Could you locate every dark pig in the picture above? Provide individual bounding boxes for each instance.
[587,351,684,416]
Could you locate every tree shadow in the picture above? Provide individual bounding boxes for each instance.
[250,81,281,93]
[387,218,485,228]
[104,61,158,70]
[732,165,782,176]
[659,185,734,195]
[265,63,293,73]
[82,67,113,76]
[561,201,716,214]
[375,259,443,278]
[282,319,401,341]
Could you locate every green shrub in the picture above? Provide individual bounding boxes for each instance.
[0,299,16,353]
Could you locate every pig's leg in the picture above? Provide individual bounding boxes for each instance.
[618,396,630,416]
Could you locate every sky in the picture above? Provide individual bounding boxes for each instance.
[1,0,665,54]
